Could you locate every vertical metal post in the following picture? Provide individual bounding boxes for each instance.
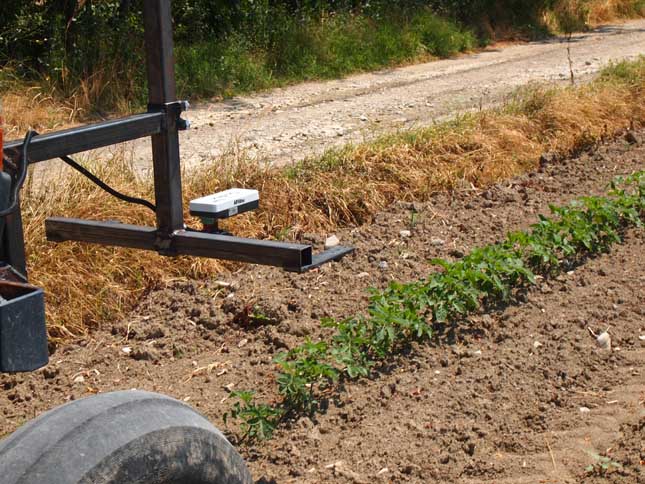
[1,203,27,278]
[143,0,184,236]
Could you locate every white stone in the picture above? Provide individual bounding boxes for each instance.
[325,235,340,248]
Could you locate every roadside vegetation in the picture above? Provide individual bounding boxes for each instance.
[19,56,645,340]
[224,171,645,441]
[1,0,644,129]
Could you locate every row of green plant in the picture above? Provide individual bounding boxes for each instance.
[224,171,645,442]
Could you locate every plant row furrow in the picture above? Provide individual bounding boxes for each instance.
[225,171,645,442]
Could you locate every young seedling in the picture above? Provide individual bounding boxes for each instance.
[223,390,284,442]
[274,340,339,413]
[585,452,622,475]
[409,209,419,229]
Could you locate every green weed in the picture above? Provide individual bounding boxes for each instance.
[412,11,476,57]
[223,391,284,441]
[585,452,623,475]
[600,56,645,85]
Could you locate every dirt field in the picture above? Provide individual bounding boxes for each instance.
[1,131,644,483]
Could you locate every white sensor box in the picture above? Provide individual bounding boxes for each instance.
[189,188,259,219]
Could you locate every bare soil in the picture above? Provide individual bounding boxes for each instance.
[1,132,644,483]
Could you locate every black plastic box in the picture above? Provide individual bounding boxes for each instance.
[0,281,48,372]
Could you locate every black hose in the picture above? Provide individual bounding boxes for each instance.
[1,129,157,216]
[59,154,156,212]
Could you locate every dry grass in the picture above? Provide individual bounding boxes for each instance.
[587,0,645,24]
[541,0,645,33]
[17,57,645,340]
[0,89,79,139]
[0,66,127,140]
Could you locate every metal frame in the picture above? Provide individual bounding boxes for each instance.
[0,208,27,277]
[2,0,352,273]
[3,112,165,163]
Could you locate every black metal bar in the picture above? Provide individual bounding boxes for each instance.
[44,218,315,270]
[143,0,185,235]
[288,245,355,273]
[2,112,164,163]
[45,218,158,250]
[1,200,27,277]
[172,231,312,269]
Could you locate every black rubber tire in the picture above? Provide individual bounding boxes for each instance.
[0,390,252,484]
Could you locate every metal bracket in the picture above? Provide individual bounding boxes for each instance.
[2,0,354,277]
[45,217,354,272]
[287,245,355,273]
[154,229,176,256]
[0,278,48,372]
[148,101,190,131]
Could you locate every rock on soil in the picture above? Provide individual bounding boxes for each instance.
[325,235,340,248]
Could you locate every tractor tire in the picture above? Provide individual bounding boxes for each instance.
[0,390,252,484]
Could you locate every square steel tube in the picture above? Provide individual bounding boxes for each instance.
[45,218,313,270]
[45,218,158,250]
[2,112,164,163]
[172,231,312,269]
[143,0,185,235]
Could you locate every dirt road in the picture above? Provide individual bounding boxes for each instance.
[24,19,645,182]
[125,19,645,173]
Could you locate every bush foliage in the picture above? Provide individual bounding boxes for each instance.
[0,1,602,111]
[1,1,643,111]
[0,1,553,68]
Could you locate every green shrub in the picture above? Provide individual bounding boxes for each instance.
[2,1,642,113]
[600,56,645,85]
[412,10,476,57]
[174,9,477,101]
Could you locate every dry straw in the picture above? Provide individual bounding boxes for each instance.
[587,0,645,24]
